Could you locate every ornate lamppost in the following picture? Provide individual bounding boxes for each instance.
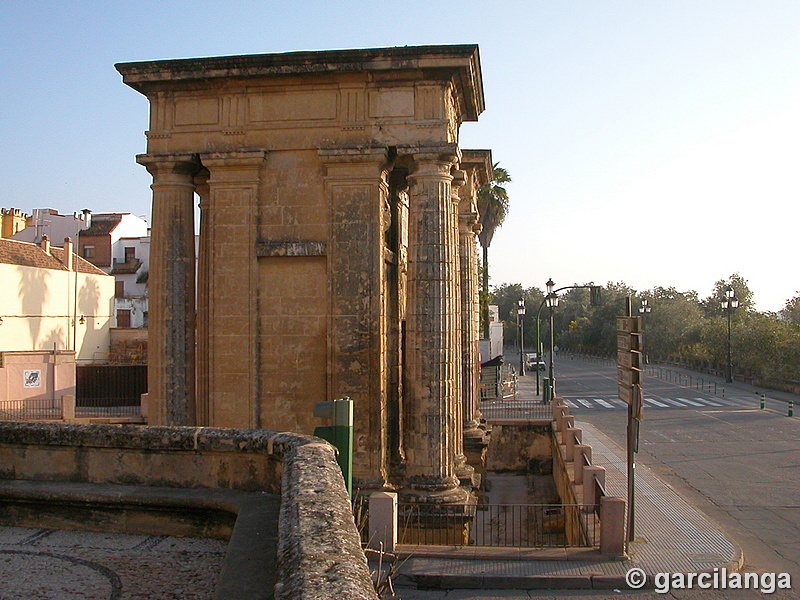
[639,299,651,364]
[545,278,560,400]
[517,297,526,377]
[721,285,739,383]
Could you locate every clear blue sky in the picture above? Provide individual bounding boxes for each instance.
[2,1,798,311]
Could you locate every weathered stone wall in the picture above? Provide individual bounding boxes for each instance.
[0,421,281,491]
[485,421,552,473]
[117,46,487,499]
[0,422,377,600]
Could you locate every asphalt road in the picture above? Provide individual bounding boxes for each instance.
[553,355,800,581]
[396,354,800,600]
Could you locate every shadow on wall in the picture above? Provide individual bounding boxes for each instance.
[77,276,103,329]
[17,267,50,349]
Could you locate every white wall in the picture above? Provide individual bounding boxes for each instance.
[0,262,115,362]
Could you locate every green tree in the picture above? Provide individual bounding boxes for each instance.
[477,163,511,338]
[551,281,632,355]
[490,283,544,350]
[780,292,800,324]
[703,273,755,316]
[636,287,704,359]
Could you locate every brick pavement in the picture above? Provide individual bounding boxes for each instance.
[0,526,227,600]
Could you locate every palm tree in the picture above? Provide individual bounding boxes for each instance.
[477,163,511,339]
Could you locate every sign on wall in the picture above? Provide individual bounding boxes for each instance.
[23,370,42,388]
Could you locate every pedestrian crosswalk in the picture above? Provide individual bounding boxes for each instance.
[562,395,762,410]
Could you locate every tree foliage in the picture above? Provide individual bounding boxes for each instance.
[489,273,800,384]
[780,292,800,324]
[477,163,511,338]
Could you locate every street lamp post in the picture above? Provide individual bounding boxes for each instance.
[639,299,651,364]
[721,285,739,383]
[545,278,559,400]
[517,298,526,377]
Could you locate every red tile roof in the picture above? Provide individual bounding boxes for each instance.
[0,238,108,276]
[80,214,123,236]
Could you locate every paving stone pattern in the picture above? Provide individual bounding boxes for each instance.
[0,526,227,600]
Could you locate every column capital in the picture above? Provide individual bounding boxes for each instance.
[318,146,390,182]
[136,153,201,178]
[401,143,461,175]
[198,150,267,184]
[459,210,480,234]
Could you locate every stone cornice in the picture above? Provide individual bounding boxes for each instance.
[460,149,493,187]
[116,45,484,121]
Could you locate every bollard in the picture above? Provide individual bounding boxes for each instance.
[790,400,794,417]
[314,396,354,497]
[583,466,606,507]
[565,427,582,462]
[552,399,565,422]
[600,496,627,558]
[555,406,570,431]
[61,394,76,421]
[574,444,591,484]
[368,492,398,552]
[760,394,765,410]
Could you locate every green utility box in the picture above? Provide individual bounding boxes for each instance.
[543,378,551,403]
[313,396,354,497]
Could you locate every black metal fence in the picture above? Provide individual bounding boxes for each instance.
[0,398,62,421]
[479,398,552,421]
[396,502,597,548]
[644,365,723,395]
[76,364,146,417]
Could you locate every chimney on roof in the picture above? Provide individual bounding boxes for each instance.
[40,235,50,255]
[64,237,74,271]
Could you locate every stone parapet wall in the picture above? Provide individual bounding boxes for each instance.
[0,422,377,600]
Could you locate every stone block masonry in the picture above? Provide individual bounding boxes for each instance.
[116,45,491,502]
[0,421,377,599]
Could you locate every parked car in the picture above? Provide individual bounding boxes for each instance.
[525,353,546,371]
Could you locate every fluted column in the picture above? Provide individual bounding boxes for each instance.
[450,169,476,487]
[137,153,200,426]
[460,205,486,442]
[402,148,468,502]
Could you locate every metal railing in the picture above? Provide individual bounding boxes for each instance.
[0,397,142,422]
[0,398,62,421]
[644,365,723,396]
[75,397,141,418]
[396,502,597,548]
[479,398,552,421]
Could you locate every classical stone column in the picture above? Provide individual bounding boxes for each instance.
[319,146,391,493]
[137,153,200,426]
[450,170,477,488]
[197,150,266,428]
[194,170,211,426]
[402,148,469,503]
[459,202,489,451]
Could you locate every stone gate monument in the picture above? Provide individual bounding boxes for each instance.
[117,45,491,501]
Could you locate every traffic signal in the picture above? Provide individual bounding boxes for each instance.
[590,286,602,306]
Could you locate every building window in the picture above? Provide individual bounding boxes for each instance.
[83,245,95,258]
[124,246,136,262]
[115,280,125,298]
[116,309,132,328]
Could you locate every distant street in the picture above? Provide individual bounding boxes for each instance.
[551,354,800,580]
[397,354,800,600]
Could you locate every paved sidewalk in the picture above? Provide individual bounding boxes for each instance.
[393,378,743,590]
